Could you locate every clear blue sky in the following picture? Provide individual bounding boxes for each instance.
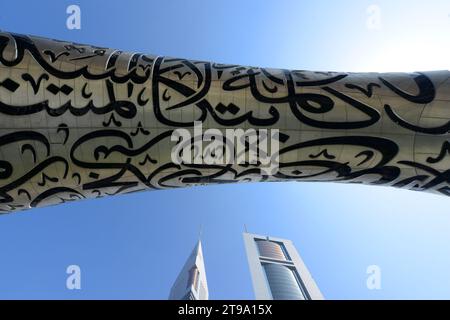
[0,0,449,299]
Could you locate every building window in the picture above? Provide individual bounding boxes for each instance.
[187,266,200,291]
[255,239,290,261]
[262,263,307,300]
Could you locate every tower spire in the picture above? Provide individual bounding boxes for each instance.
[198,224,203,241]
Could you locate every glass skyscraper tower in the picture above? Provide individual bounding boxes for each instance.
[243,233,323,300]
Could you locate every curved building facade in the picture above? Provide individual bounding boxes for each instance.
[0,31,449,213]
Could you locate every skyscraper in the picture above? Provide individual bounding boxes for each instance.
[169,241,209,300]
[243,232,323,300]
